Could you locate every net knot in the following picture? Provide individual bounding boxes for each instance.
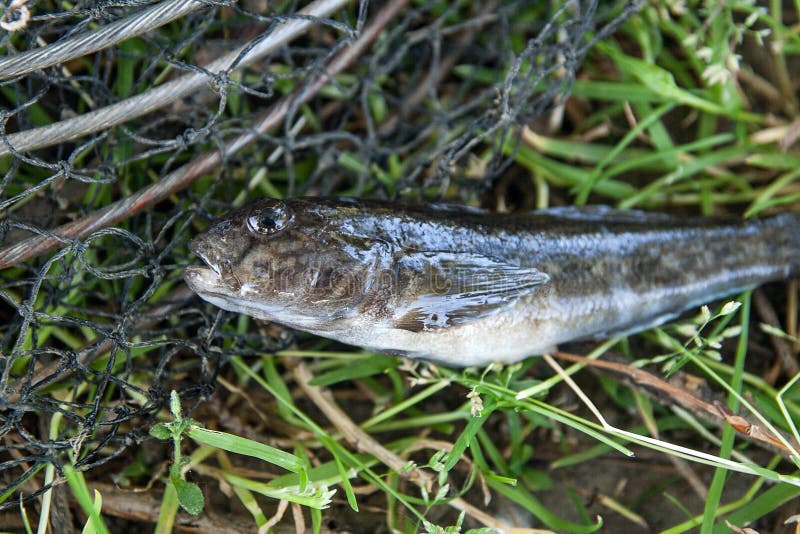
[69,239,88,258]
[176,128,206,147]
[57,160,72,177]
[88,4,108,21]
[210,71,232,95]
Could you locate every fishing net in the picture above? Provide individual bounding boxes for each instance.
[0,0,639,520]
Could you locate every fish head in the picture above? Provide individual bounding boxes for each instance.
[184,198,391,332]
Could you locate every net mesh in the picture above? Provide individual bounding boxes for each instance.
[0,0,639,512]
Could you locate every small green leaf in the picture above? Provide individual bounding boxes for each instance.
[444,402,494,471]
[173,477,204,515]
[18,498,33,534]
[338,152,368,174]
[169,390,182,418]
[746,152,800,170]
[308,355,393,386]
[81,490,103,534]
[368,91,387,123]
[187,426,304,473]
[149,424,171,440]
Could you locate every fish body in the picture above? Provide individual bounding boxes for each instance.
[184,198,800,367]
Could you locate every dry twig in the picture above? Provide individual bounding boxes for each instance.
[550,351,800,459]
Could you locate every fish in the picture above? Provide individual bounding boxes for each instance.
[184,197,800,367]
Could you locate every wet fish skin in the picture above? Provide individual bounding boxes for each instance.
[184,197,800,367]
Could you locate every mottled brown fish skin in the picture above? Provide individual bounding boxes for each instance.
[184,197,800,366]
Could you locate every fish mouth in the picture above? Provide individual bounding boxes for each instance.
[186,236,245,292]
[183,265,250,319]
[188,236,222,277]
[184,265,224,294]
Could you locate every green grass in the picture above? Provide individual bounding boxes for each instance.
[4,0,800,532]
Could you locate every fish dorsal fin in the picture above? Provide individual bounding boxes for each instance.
[538,205,677,223]
[422,202,487,215]
[391,251,549,333]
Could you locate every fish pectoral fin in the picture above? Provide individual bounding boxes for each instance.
[393,309,436,333]
[391,251,549,332]
[392,298,513,332]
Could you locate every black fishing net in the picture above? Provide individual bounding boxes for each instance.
[0,0,639,518]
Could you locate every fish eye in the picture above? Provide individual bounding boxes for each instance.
[246,201,293,237]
